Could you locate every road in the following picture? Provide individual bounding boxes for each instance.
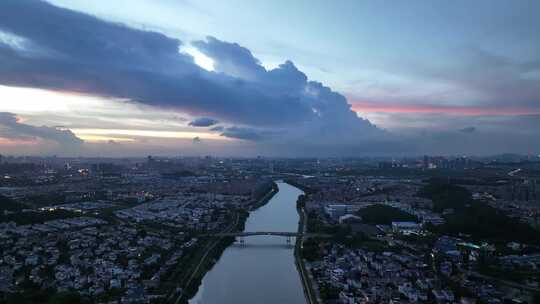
[508,168,521,176]
[295,206,320,304]
[171,213,240,304]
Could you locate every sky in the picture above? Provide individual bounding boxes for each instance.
[0,0,539,157]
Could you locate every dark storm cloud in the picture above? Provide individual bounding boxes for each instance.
[459,126,476,133]
[193,37,309,92]
[0,112,83,145]
[0,0,312,126]
[192,37,386,144]
[220,127,266,141]
[193,36,266,80]
[188,117,219,127]
[0,0,394,155]
[210,126,224,132]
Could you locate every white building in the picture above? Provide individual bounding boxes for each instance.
[391,221,421,235]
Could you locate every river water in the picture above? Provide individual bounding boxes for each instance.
[189,181,306,304]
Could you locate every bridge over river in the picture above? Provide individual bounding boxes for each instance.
[202,231,331,238]
[188,181,314,304]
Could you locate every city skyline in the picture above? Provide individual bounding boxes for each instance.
[1,0,540,157]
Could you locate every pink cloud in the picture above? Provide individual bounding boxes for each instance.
[351,101,540,116]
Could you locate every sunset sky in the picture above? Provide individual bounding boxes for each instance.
[1,0,539,156]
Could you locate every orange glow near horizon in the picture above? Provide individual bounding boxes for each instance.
[351,102,540,116]
[0,137,38,146]
[71,128,230,141]
[76,135,136,142]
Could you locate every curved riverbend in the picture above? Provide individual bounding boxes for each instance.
[189,181,306,304]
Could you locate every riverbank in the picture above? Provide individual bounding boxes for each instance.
[172,183,278,303]
[249,181,279,210]
[284,178,315,194]
[292,185,319,304]
[173,213,247,304]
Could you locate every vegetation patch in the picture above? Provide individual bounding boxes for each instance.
[356,204,418,225]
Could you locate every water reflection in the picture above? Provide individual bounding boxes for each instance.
[189,182,306,304]
[230,242,295,249]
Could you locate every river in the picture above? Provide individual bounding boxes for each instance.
[189,181,306,304]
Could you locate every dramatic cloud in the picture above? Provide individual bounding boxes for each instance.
[459,126,476,133]
[0,112,82,145]
[0,0,312,127]
[0,0,391,156]
[210,126,224,132]
[193,36,266,80]
[220,127,266,141]
[188,117,219,127]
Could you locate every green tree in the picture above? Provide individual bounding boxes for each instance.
[47,292,84,304]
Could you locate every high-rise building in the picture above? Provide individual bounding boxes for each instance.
[423,155,429,169]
